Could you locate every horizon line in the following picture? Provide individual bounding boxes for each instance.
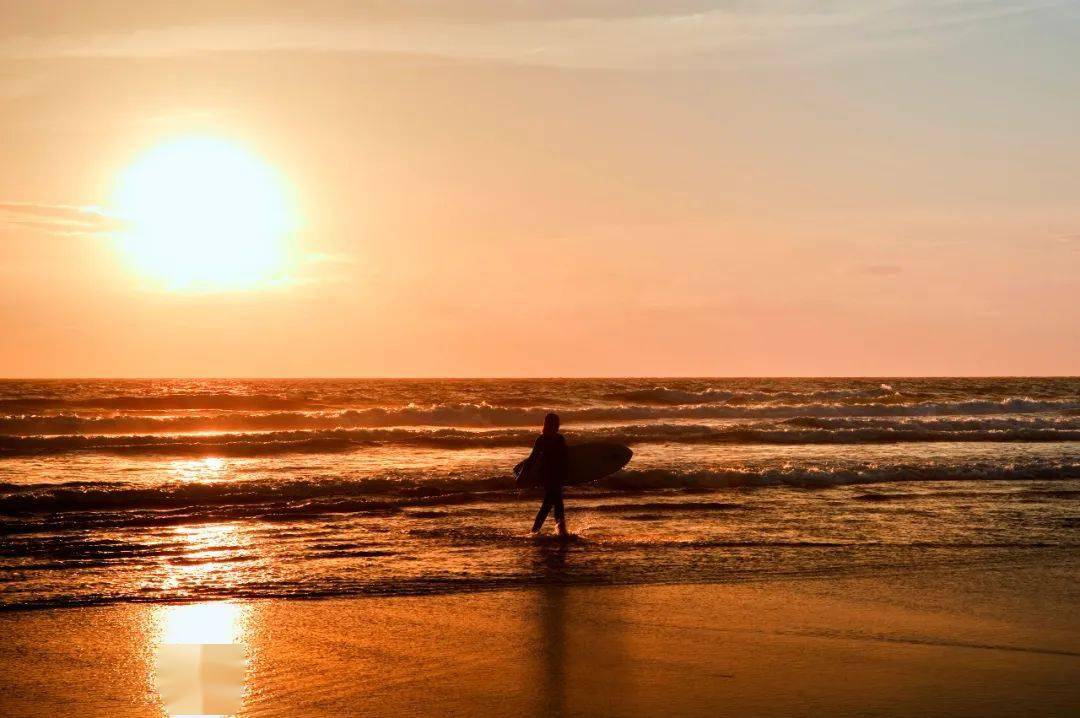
[1,374,1077,381]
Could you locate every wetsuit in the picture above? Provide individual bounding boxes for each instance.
[529,432,569,533]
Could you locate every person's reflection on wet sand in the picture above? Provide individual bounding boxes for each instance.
[536,541,570,717]
[528,538,637,717]
[537,538,571,578]
[537,583,568,717]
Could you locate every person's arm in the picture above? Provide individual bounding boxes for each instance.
[525,435,543,464]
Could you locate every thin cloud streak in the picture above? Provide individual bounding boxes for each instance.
[0,2,1067,69]
[0,202,119,238]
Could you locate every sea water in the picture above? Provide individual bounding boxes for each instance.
[1,378,1077,608]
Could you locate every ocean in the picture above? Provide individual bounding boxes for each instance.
[1,378,1077,610]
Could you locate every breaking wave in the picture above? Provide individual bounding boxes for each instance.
[0,385,905,412]
[3,457,1076,534]
[0,392,335,412]
[2,396,1078,438]
[602,384,906,405]
[601,460,1080,490]
[2,418,1079,457]
[3,415,1079,457]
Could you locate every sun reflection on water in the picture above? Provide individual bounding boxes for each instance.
[152,453,253,716]
[160,522,248,594]
[170,457,227,482]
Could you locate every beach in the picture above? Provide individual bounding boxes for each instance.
[3,553,1077,717]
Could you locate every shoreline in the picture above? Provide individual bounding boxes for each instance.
[5,541,1074,613]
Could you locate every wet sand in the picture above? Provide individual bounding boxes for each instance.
[2,557,1077,717]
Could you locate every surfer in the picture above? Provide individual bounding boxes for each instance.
[528,412,570,538]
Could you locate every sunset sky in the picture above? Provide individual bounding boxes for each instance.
[1,1,1078,377]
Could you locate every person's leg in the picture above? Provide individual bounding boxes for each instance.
[553,487,568,537]
[531,492,554,533]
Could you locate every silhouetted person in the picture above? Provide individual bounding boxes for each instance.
[529,412,570,538]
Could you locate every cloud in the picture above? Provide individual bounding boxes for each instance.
[0,202,121,238]
[0,1,1066,69]
[859,264,904,276]
[1056,233,1080,249]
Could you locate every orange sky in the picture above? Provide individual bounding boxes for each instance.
[1,1,1078,377]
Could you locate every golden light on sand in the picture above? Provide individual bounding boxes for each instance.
[156,602,248,717]
[160,601,247,645]
[111,137,294,290]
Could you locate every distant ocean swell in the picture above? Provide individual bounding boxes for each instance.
[2,396,1078,435]
[602,384,909,404]
[0,385,906,411]
[3,458,1077,532]
[2,389,1077,415]
[2,417,1080,457]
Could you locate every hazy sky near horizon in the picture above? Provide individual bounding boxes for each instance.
[1,1,1078,376]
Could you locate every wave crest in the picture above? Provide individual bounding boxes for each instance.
[2,415,1079,457]
[2,396,1077,439]
[3,458,1076,534]
[602,385,904,405]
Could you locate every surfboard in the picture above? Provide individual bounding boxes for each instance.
[514,442,632,488]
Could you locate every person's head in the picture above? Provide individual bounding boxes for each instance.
[543,412,560,435]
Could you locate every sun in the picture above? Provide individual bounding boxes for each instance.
[111,136,295,290]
